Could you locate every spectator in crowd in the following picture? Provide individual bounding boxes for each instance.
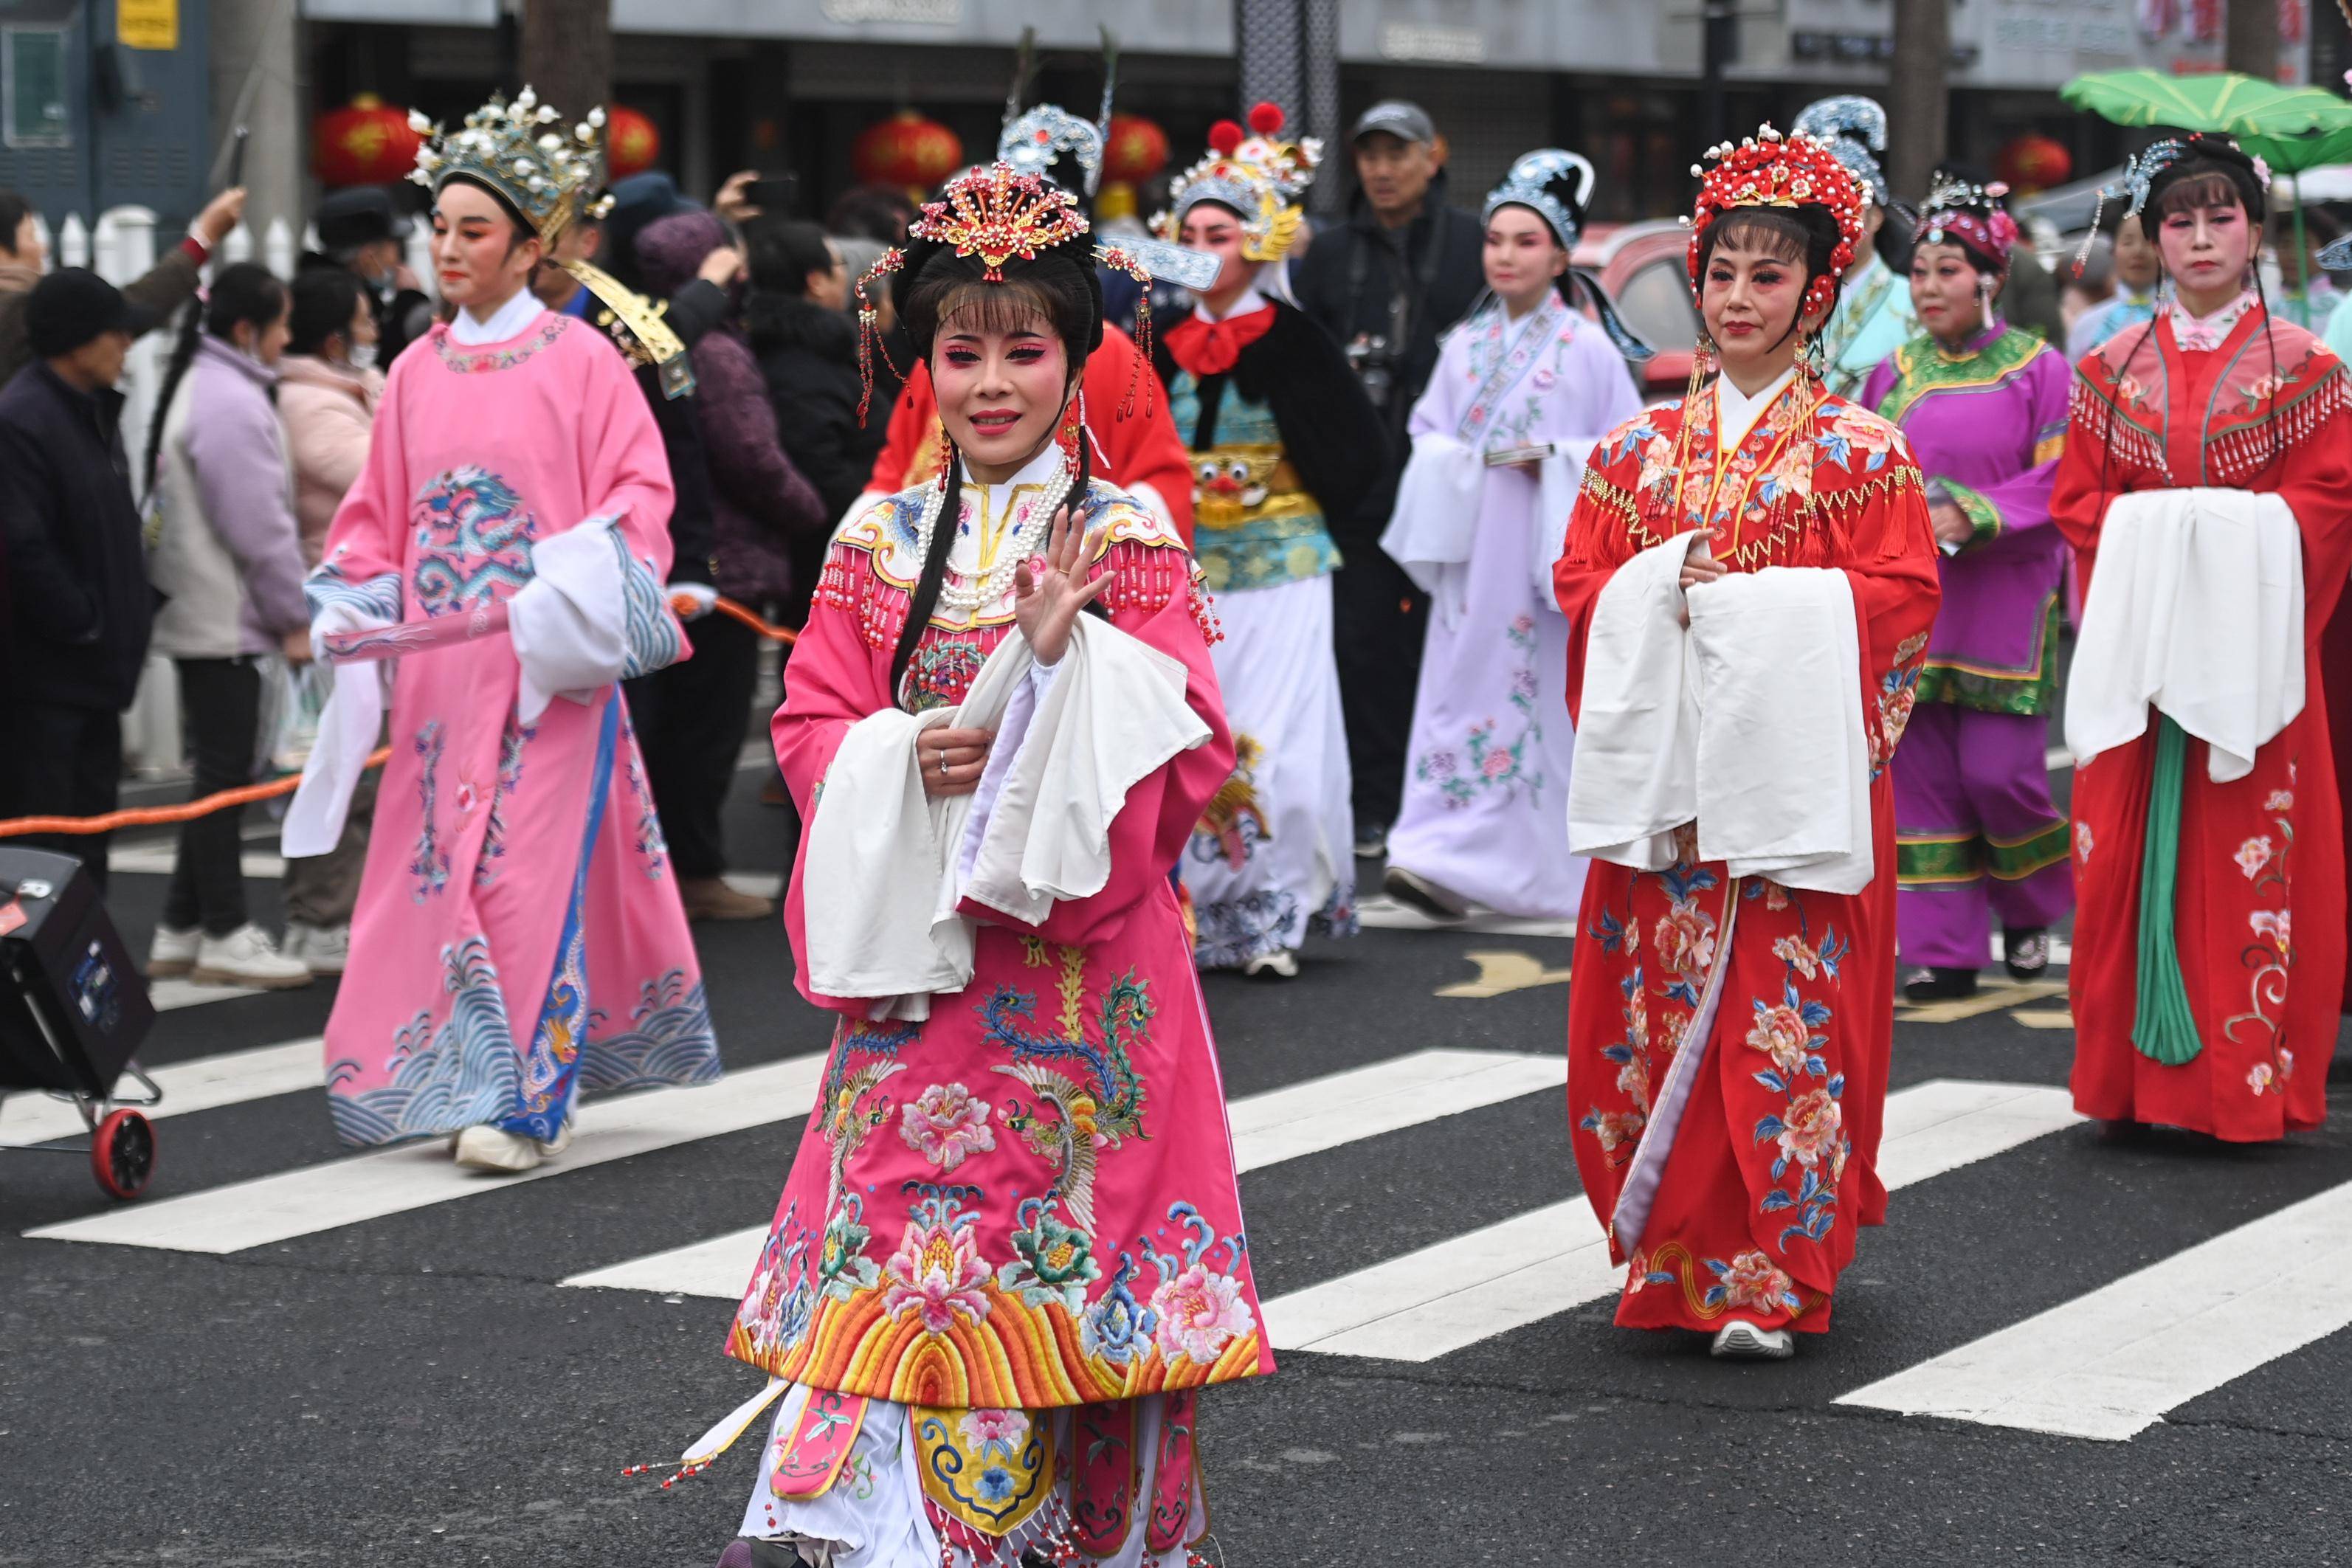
[308,187,433,367]
[0,185,246,384]
[824,182,916,248]
[273,267,384,975]
[141,263,313,988]
[0,271,161,887]
[2066,205,2161,361]
[2061,232,2116,340]
[743,214,885,623]
[1289,100,1483,856]
[632,208,827,922]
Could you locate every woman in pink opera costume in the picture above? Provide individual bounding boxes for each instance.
[285,91,718,1173]
[1379,148,1645,922]
[689,162,1263,1568]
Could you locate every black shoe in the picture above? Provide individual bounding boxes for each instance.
[2004,925,2052,980]
[1384,865,1468,921]
[1353,823,1389,859]
[1902,966,1979,1004]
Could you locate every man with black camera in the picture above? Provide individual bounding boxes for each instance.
[1291,100,1484,857]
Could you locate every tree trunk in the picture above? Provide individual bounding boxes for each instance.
[520,0,613,122]
[1887,0,1951,200]
[2226,0,2281,81]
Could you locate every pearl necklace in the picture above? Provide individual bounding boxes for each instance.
[914,449,1077,618]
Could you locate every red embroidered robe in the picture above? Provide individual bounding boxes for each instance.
[1553,373,1940,1333]
[2052,303,2352,1139]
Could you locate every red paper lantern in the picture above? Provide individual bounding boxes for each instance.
[607,106,661,180]
[1995,134,2072,196]
[1103,114,1170,184]
[852,109,964,193]
[311,94,422,189]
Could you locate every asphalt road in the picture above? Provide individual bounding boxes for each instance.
[3,773,2349,1567]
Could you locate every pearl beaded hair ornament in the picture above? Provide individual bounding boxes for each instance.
[1684,125,1867,324]
[409,86,613,244]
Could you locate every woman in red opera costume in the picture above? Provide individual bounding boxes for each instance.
[1553,125,1940,1359]
[2052,134,2351,1141]
[695,162,1255,1568]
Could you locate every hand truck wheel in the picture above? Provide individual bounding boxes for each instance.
[89,1108,155,1200]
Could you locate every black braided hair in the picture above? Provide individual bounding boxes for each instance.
[143,260,287,500]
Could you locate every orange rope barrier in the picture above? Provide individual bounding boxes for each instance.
[0,747,396,839]
[708,595,799,645]
[0,600,793,840]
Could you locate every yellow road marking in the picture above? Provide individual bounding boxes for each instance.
[1896,978,2067,1023]
[1437,949,1575,998]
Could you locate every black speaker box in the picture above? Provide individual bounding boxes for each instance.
[0,848,154,1098]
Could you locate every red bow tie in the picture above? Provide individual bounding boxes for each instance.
[1164,305,1276,379]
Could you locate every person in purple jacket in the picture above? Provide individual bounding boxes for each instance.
[1859,168,2076,1003]
[142,261,316,990]
[631,208,826,922]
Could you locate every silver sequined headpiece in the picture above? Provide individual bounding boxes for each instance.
[1483,148,1596,249]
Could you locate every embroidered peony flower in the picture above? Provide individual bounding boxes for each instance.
[1079,1275,1156,1365]
[1616,1051,1652,1109]
[2235,836,2275,879]
[1718,1250,1794,1312]
[1638,432,1677,492]
[1531,366,1557,391]
[2266,790,2295,812]
[1511,613,1536,635]
[956,1408,1030,1460]
[1424,749,1459,778]
[2076,821,2095,865]
[976,1466,1017,1503]
[880,1218,991,1333]
[1585,1108,1646,1153]
[900,1082,997,1171]
[2248,1063,2275,1095]
[1151,1263,1256,1366]
[1746,1002,1813,1078]
[1762,881,1791,913]
[1658,1011,1689,1060]
[1773,935,1821,979]
[1776,1087,1844,1170]
[1482,747,1516,779]
[1511,667,1540,702]
[1652,899,1719,980]
[2249,908,2292,953]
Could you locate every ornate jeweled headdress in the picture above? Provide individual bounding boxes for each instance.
[1685,125,1867,324]
[408,87,613,244]
[999,106,1108,196]
[1483,148,1596,249]
[410,89,691,396]
[1920,173,2021,272]
[1156,102,1321,263]
[1791,94,1890,207]
[2120,132,2272,218]
[851,162,1165,422]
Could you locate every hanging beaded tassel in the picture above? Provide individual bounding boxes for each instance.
[1683,331,1717,408]
[855,246,910,426]
[1097,244,1159,419]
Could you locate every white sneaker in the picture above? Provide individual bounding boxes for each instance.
[1243,948,1300,980]
[188,923,313,990]
[1710,1320,1796,1361]
[148,924,201,979]
[452,1125,545,1174]
[286,921,350,975]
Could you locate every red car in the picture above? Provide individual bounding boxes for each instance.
[1573,218,1700,399]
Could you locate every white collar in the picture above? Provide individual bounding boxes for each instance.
[951,441,1069,584]
[450,289,548,346]
[1714,367,1799,455]
[966,441,1066,504]
[1193,285,1269,325]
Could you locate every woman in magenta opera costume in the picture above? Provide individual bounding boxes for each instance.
[1553,126,1940,1360]
[286,91,718,1173]
[1378,148,1645,922]
[693,162,1259,1568]
[1858,169,2075,1004]
[2054,135,2351,1141]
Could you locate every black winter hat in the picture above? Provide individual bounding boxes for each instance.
[26,268,156,358]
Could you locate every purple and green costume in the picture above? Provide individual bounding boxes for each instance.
[1860,322,2075,971]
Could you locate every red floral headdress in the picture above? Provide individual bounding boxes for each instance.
[1684,124,1867,324]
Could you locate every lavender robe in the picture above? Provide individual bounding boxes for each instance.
[1379,294,1643,917]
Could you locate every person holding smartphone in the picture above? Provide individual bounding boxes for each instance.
[1377,149,1644,922]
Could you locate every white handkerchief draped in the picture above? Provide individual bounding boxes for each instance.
[508,513,629,725]
[803,615,1211,1019]
[2064,487,2304,784]
[1566,538,1874,895]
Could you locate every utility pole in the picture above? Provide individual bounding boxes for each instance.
[2225,0,2282,81]
[1889,0,1951,197]
[1701,0,1736,152]
[520,0,613,120]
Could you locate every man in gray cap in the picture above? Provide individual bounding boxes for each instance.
[307,186,433,367]
[1290,98,1484,857]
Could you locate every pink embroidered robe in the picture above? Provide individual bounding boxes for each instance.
[311,312,719,1147]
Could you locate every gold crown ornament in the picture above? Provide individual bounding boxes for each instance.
[908,162,1091,281]
[408,88,615,244]
[1156,103,1320,264]
[411,89,692,398]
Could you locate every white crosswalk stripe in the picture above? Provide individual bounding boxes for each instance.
[1835,1176,2352,1440]
[1261,1080,2083,1361]
[24,1054,832,1253]
[559,1049,1565,1296]
[0,1037,322,1145]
